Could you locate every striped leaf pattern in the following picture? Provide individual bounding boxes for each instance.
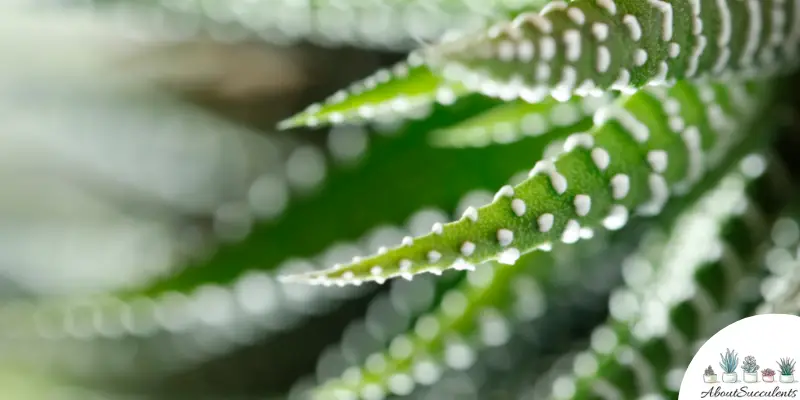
[425,0,800,103]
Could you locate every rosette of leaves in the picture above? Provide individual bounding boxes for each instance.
[743,356,759,374]
[720,349,739,374]
[705,366,715,376]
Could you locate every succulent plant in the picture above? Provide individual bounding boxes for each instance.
[720,349,740,374]
[779,358,797,376]
[705,366,716,376]
[743,355,759,373]
[3,0,800,398]
[763,368,776,377]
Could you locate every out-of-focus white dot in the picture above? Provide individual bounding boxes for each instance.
[512,276,546,321]
[479,308,511,347]
[590,326,618,354]
[317,345,348,382]
[328,125,369,164]
[739,153,767,178]
[414,315,440,341]
[154,292,195,333]
[390,276,435,315]
[389,335,414,360]
[772,218,800,248]
[665,367,685,390]
[360,384,386,400]
[608,289,640,322]
[444,341,475,370]
[124,297,159,337]
[765,247,795,275]
[341,366,362,385]
[234,271,279,315]
[330,388,357,400]
[441,290,468,318]
[622,256,654,288]
[388,373,415,395]
[573,352,599,377]
[190,285,235,326]
[248,174,289,219]
[213,201,253,242]
[365,295,407,342]
[413,360,443,385]
[466,263,495,288]
[760,276,788,302]
[552,376,576,399]
[615,346,635,365]
[95,298,129,338]
[286,146,326,191]
[279,259,320,307]
[64,302,98,339]
[365,353,388,374]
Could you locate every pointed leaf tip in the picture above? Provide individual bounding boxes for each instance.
[282,80,771,287]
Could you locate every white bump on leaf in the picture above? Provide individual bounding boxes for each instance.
[497,229,514,247]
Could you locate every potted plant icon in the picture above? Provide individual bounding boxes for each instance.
[743,356,759,383]
[720,348,739,383]
[778,358,796,383]
[763,368,776,383]
[704,366,718,383]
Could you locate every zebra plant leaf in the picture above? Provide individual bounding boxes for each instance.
[307,146,779,400]
[280,80,774,287]
[277,54,469,130]
[546,154,791,399]
[275,0,560,130]
[429,92,614,148]
[424,0,800,103]
[309,239,604,400]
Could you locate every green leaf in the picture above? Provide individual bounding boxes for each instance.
[0,95,596,342]
[309,237,609,400]
[304,149,781,400]
[277,53,470,130]
[281,80,774,286]
[548,153,791,399]
[424,0,799,104]
[275,0,561,130]
[429,92,614,148]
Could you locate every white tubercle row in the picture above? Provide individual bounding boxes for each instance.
[433,92,614,148]
[306,204,556,399]
[547,155,768,399]
[286,54,461,129]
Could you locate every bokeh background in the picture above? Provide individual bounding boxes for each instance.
[3,2,800,400]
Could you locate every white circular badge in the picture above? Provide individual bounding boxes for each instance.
[679,314,800,399]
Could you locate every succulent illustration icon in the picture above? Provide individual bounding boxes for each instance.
[763,368,777,383]
[743,355,759,383]
[720,349,740,383]
[778,358,796,383]
[704,365,718,384]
